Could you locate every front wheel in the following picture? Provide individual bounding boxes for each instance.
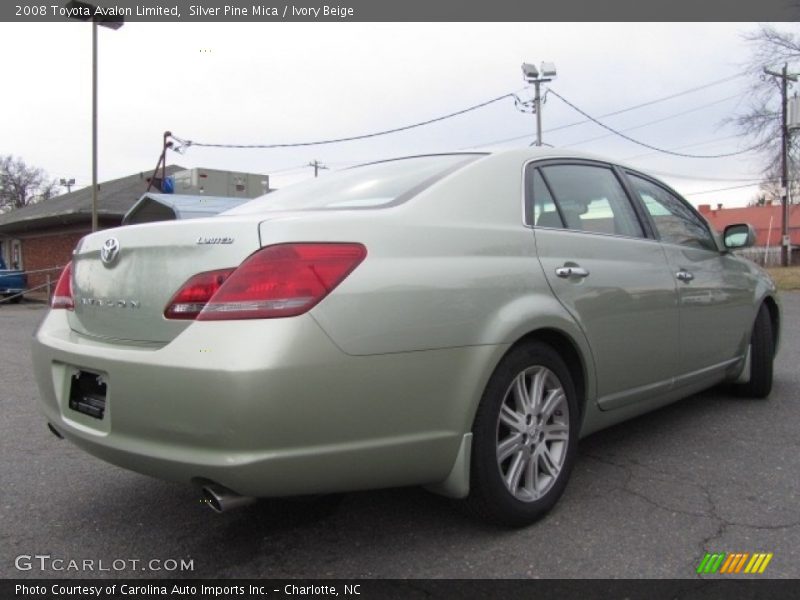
[466,342,580,526]
[731,303,774,399]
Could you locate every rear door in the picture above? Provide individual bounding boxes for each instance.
[527,161,680,410]
[624,172,753,381]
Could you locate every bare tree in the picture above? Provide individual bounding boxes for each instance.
[748,178,785,206]
[0,155,58,213]
[729,25,800,202]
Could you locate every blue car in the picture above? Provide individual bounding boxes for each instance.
[0,256,26,303]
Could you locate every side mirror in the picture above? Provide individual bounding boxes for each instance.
[723,223,757,249]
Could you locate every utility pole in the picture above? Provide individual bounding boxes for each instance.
[764,63,798,267]
[521,62,557,147]
[146,131,174,193]
[309,160,328,177]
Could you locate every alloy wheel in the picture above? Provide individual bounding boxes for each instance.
[495,366,570,502]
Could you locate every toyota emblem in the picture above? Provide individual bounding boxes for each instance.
[100,238,120,266]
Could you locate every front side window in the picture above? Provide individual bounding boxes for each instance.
[538,164,644,238]
[627,174,717,252]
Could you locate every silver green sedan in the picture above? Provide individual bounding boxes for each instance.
[32,149,780,526]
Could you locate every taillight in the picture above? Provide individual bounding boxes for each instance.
[164,243,366,321]
[163,269,235,320]
[51,262,74,310]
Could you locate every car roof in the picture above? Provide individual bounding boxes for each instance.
[487,147,642,171]
[351,147,639,173]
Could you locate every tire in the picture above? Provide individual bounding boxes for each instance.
[466,342,580,527]
[732,303,774,399]
[10,294,22,304]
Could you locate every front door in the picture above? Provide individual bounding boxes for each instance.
[625,172,753,380]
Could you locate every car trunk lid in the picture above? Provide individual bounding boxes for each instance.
[68,217,262,343]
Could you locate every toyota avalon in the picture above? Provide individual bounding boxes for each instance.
[32,149,780,525]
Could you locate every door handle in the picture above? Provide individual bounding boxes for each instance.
[555,266,590,279]
[676,270,694,282]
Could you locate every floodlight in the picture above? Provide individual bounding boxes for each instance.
[540,62,557,78]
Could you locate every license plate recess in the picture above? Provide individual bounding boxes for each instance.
[68,370,107,419]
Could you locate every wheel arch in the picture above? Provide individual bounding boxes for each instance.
[460,325,586,522]
[508,328,589,421]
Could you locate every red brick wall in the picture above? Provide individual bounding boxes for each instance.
[20,230,89,292]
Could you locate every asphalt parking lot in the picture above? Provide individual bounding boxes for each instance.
[1,297,798,579]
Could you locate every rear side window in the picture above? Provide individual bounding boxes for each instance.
[225,154,481,214]
[627,174,717,252]
[538,164,644,238]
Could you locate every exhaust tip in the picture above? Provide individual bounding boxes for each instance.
[201,486,224,513]
[47,423,64,439]
[200,484,255,513]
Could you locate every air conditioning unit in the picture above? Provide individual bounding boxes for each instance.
[169,168,270,198]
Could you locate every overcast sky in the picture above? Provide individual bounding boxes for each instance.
[1,22,794,206]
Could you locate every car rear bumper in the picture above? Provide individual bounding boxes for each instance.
[32,310,499,497]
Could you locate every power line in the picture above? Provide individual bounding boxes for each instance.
[547,88,764,159]
[461,73,746,149]
[267,163,313,174]
[561,94,743,149]
[683,176,799,196]
[171,90,524,150]
[171,75,747,155]
[684,182,766,195]
[647,170,766,182]
[620,133,743,161]
[546,73,745,135]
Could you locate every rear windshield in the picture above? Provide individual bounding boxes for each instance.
[225,154,482,214]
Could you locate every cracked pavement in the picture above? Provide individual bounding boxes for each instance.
[1,295,798,578]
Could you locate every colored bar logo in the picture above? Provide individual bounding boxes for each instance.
[696,552,773,574]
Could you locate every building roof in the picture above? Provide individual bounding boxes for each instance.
[122,193,251,225]
[0,165,185,234]
[699,203,800,246]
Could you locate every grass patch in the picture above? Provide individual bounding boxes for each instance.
[766,266,800,291]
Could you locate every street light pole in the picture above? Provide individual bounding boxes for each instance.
[65,1,123,232]
[533,80,543,147]
[92,19,98,231]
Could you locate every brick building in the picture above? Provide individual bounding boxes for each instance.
[699,202,800,264]
[0,166,184,295]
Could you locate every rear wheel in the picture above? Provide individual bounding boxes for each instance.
[466,342,579,526]
[732,303,774,399]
